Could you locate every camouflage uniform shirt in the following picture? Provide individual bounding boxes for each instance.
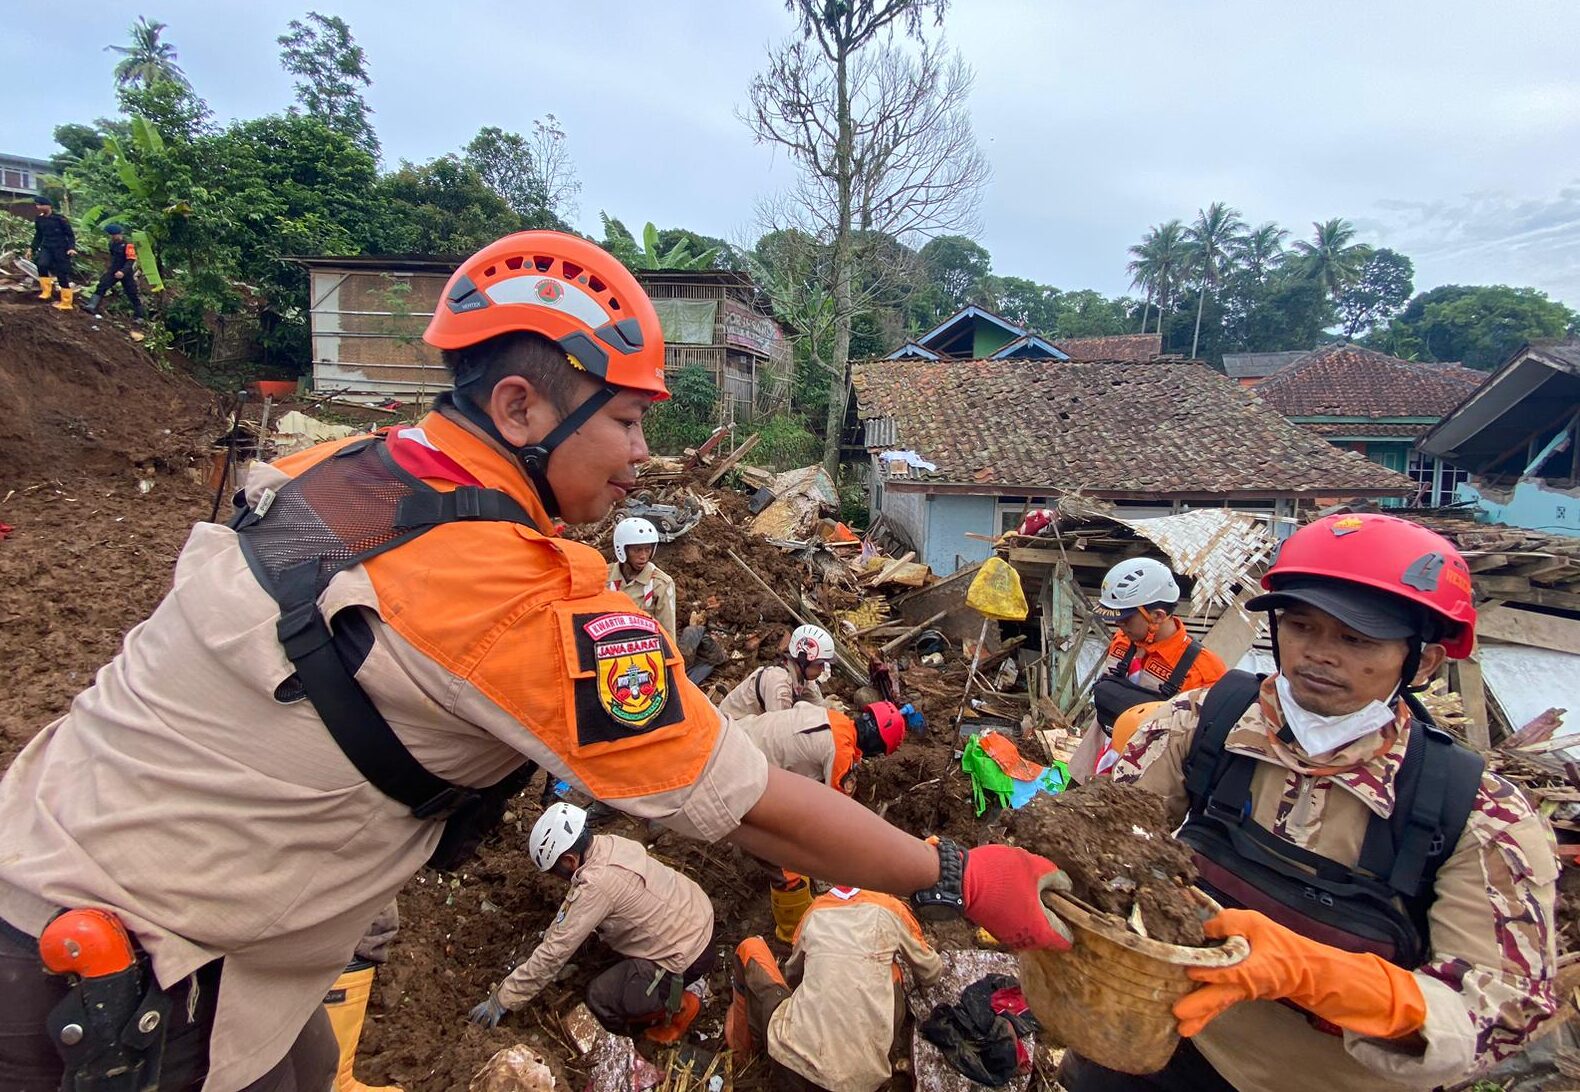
[1112,675,1559,1091]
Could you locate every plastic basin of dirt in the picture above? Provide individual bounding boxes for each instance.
[1019,887,1248,1075]
[249,380,298,399]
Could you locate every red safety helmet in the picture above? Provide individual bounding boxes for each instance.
[858,701,907,757]
[424,231,669,401]
[1253,513,1476,659]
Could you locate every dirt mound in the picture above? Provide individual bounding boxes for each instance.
[1006,779,1206,946]
[0,298,218,480]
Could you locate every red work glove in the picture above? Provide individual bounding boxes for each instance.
[1173,909,1427,1039]
[962,844,1074,951]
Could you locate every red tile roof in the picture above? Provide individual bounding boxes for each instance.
[851,358,1412,497]
[1052,333,1162,362]
[1252,344,1484,428]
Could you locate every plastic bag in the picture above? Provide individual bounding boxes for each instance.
[966,557,1029,621]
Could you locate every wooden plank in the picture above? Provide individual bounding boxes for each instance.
[706,433,761,486]
[1478,605,1580,656]
[1201,595,1260,667]
[1008,546,1127,569]
[1473,574,1537,598]
[863,550,917,585]
[877,610,950,655]
[1451,657,1491,751]
[1465,553,1510,573]
[1525,586,1580,614]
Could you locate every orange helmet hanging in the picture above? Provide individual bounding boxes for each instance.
[425,231,669,401]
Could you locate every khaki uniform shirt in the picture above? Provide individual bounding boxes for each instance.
[717,664,825,720]
[1112,676,1559,1091]
[607,561,677,637]
[0,414,768,1091]
[733,704,859,792]
[768,893,943,1092]
[495,835,713,1010]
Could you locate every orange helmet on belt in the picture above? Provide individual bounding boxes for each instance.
[424,231,669,401]
[1249,513,1476,659]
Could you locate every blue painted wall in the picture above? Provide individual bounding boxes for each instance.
[1456,479,1580,537]
[922,494,997,574]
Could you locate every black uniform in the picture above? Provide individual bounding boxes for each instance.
[93,238,144,318]
[30,212,76,286]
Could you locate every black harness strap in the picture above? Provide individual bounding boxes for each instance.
[1183,669,1263,804]
[396,485,539,530]
[1161,638,1204,696]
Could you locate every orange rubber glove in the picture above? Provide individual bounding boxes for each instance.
[1173,909,1427,1040]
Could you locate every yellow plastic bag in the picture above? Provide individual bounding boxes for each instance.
[966,557,1029,621]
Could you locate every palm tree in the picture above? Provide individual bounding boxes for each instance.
[1129,220,1189,346]
[1293,218,1371,299]
[106,17,188,90]
[1127,228,1162,333]
[1184,202,1245,359]
[1235,222,1288,284]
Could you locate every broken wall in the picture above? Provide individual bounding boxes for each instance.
[1458,478,1580,538]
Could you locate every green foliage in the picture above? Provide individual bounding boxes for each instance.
[375,156,520,255]
[278,12,379,158]
[1293,218,1371,298]
[599,214,722,270]
[106,17,188,90]
[1369,284,1579,370]
[742,412,822,471]
[914,234,991,325]
[1337,249,1413,338]
[837,467,870,529]
[642,365,720,454]
[463,127,558,227]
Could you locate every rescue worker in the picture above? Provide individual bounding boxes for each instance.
[718,623,834,719]
[739,700,909,941]
[1059,513,1559,1092]
[1078,557,1226,779]
[84,222,145,322]
[26,195,77,310]
[607,516,677,635]
[0,231,1067,1092]
[468,804,714,1043]
[727,887,944,1092]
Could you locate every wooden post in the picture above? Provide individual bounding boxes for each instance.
[1048,562,1076,712]
[726,548,863,685]
[1452,656,1492,751]
[877,609,950,656]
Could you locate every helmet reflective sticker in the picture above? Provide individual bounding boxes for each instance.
[485,274,612,330]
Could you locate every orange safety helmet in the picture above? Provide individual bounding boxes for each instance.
[1249,513,1476,660]
[424,231,668,400]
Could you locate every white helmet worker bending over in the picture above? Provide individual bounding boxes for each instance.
[717,623,836,720]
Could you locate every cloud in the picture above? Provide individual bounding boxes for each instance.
[1373,183,1580,305]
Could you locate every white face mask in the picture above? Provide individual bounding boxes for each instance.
[1274,674,1395,757]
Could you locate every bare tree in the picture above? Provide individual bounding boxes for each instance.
[531,114,581,221]
[745,0,988,473]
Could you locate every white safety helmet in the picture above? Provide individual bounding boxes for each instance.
[788,624,835,666]
[1094,558,1181,622]
[529,802,588,872]
[613,517,660,564]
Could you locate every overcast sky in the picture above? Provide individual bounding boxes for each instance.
[8,0,1580,305]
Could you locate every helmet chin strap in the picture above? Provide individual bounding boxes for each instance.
[437,381,617,520]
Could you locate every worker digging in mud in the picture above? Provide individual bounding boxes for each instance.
[26,195,77,311]
[1075,557,1227,779]
[83,222,145,324]
[468,803,715,1044]
[1057,513,1559,1092]
[0,231,1069,1092]
[735,698,910,940]
[718,622,835,718]
[727,886,943,1092]
[607,515,677,636]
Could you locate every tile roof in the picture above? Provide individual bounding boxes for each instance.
[851,358,1412,497]
[1052,333,1162,362]
[1221,350,1311,380]
[1253,344,1484,421]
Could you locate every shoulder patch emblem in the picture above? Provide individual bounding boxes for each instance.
[569,612,683,745]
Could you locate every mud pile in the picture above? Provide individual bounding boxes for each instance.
[1007,779,1206,947]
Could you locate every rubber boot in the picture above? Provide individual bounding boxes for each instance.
[36,276,54,300]
[726,937,787,1057]
[53,286,75,311]
[769,875,813,944]
[324,963,403,1092]
[84,293,102,315]
[642,989,700,1045]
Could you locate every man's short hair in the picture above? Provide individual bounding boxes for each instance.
[441,331,586,415]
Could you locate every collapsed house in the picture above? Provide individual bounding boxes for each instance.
[849,357,1413,575]
[1418,339,1580,537]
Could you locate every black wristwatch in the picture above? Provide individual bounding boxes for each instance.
[911,837,967,921]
